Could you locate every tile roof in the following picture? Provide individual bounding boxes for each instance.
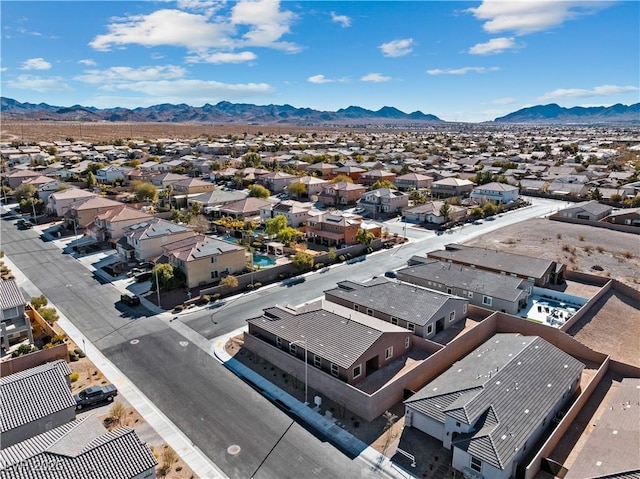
[406,334,584,470]
[0,279,27,311]
[324,279,466,327]
[124,218,193,240]
[0,416,157,479]
[472,182,518,192]
[163,234,245,262]
[563,200,613,216]
[219,197,272,214]
[1,360,75,434]
[247,299,409,369]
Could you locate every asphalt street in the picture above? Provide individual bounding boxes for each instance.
[0,196,563,479]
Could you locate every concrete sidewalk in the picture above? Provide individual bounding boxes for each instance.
[211,329,415,479]
[2,254,228,479]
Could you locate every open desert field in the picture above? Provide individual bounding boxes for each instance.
[464,218,640,289]
[0,120,329,144]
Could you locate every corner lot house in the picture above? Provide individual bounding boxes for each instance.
[405,334,584,479]
[603,207,640,227]
[0,279,33,350]
[430,178,474,199]
[558,200,613,221]
[403,201,467,225]
[118,218,194,262]
[162,234,247,288]
[469,182,519,204]
[324,278,468,339]
[46,188,96,217]
[357,188,409,219]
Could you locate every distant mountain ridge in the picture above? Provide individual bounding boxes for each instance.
[0,97,441,125]
[494,103,640,124]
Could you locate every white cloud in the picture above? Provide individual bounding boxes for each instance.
[361,73,391,83]
[379,38,413,57]
[78,59,97,66]
[427,66,499,75]
[468,0,611,35]
[469,37,518,55]
[230,0,299,52]
[493,97,517,105]
[75,65,187,84]
[20,58,52,70]
[539,84,639,101]
[331,11,351,28]
[186,51,257,64]
[6,74,72,92]
[308,74,334,84]
[103,79,274,101]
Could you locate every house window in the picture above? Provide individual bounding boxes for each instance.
[211,257,217,263]
[467,291,473,298]
[289,343,297,355]
[353,364,362,379]
[405,337,410,349]
[366,308,373,316]
[449,311,455,322]
[330,363,339,377]
[470,457,482,473]
[482,296,493,306]
[407,323,415,332]
[353,304,359,311]
[391,317,398,325]
[276,337,282,348]
[211,271,218,279]
[463,304,467,314]
[385,346,393,360]
[427,324,433,335]
[314,355,322,368]
[447,287,452,294]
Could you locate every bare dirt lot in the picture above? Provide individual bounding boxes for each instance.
[464,218,640,289]
[1,121,328,143]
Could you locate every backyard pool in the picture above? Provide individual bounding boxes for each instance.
[253,254,276,267]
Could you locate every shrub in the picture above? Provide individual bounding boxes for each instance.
[69,351,79,362]
[338,255,346,262]
[74,348,86,358]
[622,251,634,259]
[253,282,262,288]
[201,294,211,303]
[578,235,585,242]
[51,334,66,344]
[173,305,184,312]
[596,246,605,253]
[246,283,255,290]
[212,293,220,301]
[70,372,80,382]
[39,307,59,324]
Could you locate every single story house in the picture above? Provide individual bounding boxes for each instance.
[558,200,613,221]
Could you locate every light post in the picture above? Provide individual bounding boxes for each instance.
[290,339,308,405]
[154,265,161,309]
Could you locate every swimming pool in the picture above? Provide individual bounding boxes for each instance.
[253,254,276,267]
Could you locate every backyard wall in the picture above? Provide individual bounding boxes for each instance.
[549,213,639,234]
[560,280,612,333]
[0,343,68,376]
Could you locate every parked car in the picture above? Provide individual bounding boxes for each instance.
[120,293,140,306]
[384,270,397,278]
[134,271,153,282]
[17,221,33,230]
[74,384,118,410]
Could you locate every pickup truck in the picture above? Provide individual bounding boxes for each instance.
[74,384,118,410]
[120,293,140,306]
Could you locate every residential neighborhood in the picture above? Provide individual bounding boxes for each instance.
[1,123,639,479]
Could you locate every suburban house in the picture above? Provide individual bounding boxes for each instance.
[324,278,468,339]
[5,169,41,189]
[469,182,519,204]
[397,259,532,315]
[317,182,366,207]
[304,211,362,247]
[394,172,434,191]
[332,165,366,181]
[557,200,613,221]
[256,171,299,193]
[0,360,76,449]
[603,207,640,227]
[357,188,409,219]
[546,177,589,197]
[245,299,413,386]
[46,188,97,217]
[162,235,247,288]
[291,175,328,197]
[430,178,474,198]
[360,169,397,187]
[427,244,565,287]
[95,165,132,184]
[302,162,338,180]
[171,177,216,195]
[404,333,584,479]
[0,279,33,351]
[65,196,124,229]
[150,172,189,188]
[85,205,154,243]
[118,218,195,262]
[21,175,61,202]
[403,201,467,225]
[259,200,314,227]
[187,189,248,213]
[214,197,272,220]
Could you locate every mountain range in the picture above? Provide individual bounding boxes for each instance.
[1,97,638,125]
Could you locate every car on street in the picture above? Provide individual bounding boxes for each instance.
[134,271,153,282]
[120,293,141,306]
[17,221,33,230]
[384,270,397,278]
[74,384,118,410]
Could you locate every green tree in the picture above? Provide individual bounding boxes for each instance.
[609,193,622,203]
[14,183,37,202]
[629,195,640,207]
[356,228,374,245]
[277,226,301,245]
[30,294,48,310]
[220,275,239,289]
[590,188,603,200]
[39,306,59,324]
[132,181,158,202]
[189,214,210,234]
[242,152,262,168]
[327,248,337,262]
[291,251,314,270]
[151,263,174,291]
[86,162,106,175]
[265,215,288,236]
[439,200,451,222]
[473,170,495,185]
[482,202,497,217]
[469,206,484,219]
[330,174,353,184]
[248,184,270,199]
[371,180,397,190]
[287,182,307,198]
[86,171,97,187]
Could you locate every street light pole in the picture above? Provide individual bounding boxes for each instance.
[291,339,308,405]
[154,265,161,309]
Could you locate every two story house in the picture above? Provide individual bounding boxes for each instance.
[118,218,195,262]
[260,200,314,227]
[46,188,97,217]
[357,188,409,219]
[256,171,299,193]
[0,279,33,351]
[85,205,154,243]
[430,178,474,199]
[305,211,362,247]
[469,182,519,204]
[394,172,434,191]
[360,169,397,187]
[317,182,366,207]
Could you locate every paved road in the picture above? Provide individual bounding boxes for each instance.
[0,196,563,479]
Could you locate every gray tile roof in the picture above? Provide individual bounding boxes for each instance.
[324,279,466,327]
[564,200,613,216]
[0,416,157,479]
[124,218,193,240]
[1,360,75,434]
[0,279,26,311]
[248,299,409,369]
[397,260,528,302]
[428,244,555,280]
[406,334,584,471]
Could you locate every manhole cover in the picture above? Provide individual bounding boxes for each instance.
[227,445,241,455]
[130,339,139,345]
[179,341,189,347]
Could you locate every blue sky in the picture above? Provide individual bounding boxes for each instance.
[2,1,639,122]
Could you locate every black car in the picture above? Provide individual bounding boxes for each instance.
[74,384,118,410]
[17,221,33,230]
[120,293,141,306]
[134,271,153,282]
